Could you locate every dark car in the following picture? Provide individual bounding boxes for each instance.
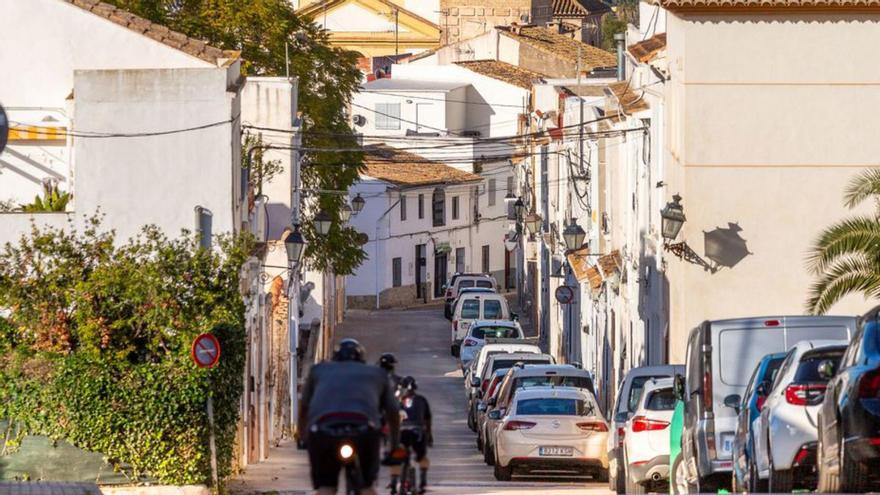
[731,352,785,492]
[817,306,880,492]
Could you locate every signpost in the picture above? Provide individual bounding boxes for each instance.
[191,334,220,490]
[555,285,575,305]
[0,104,8,155]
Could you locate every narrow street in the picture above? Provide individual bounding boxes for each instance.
[230,306,610,495]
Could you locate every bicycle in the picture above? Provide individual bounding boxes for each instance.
[393,427,426,495]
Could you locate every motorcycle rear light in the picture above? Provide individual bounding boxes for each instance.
[785,383,827,405]
[503,420,536,431]
[631,416,669,432]
[577,421,608,432]
[858,369,880,398]
[463,338,479,347]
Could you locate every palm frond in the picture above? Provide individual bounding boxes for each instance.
[844,168,880,209]
[806,216,880,274]
[807,268,880,315]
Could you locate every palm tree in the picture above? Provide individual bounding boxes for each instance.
[807,169,880,314]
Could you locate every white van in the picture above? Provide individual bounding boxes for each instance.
[450,293,515,356]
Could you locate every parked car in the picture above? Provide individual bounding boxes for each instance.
[444,273,497,319]
[459,320,524,367]
[607,364,684,494]
[731,351,786,493]
[481,364,596,465]
[753,340,848,491]
[451,293,514,356]
[623,378,676,494]
[491,387,608,481]
[468,352,554,431]
[465,342,542,397]
[679,315,856,492]
[817,306,880,492]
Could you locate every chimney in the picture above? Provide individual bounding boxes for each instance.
[614,32,626,81]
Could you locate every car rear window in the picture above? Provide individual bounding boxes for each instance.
[628,376,670,412]
[794,351,845,383]
[491,358,551,373]
[476,280,494,288]
[483,299,503,319]
[645,388,676,411]
[763,357,785,384]
[461,299,480,319]
[517,398,591,416]
[459,280,475,289]
[472,326,519,339]
[516,376,595,395]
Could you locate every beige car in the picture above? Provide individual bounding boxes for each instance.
[490,387,609,481]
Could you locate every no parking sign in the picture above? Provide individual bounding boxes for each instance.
[191,333,221,369]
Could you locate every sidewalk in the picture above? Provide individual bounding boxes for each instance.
[0,482,100,495]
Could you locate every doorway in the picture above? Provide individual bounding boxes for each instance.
[415,244,426,300]
[434,252,448,298]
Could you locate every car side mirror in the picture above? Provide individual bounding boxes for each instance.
[818,359,837,380]
[470,376,481,388]
[511,313,519,321]
[724,394,741,413]
[487,409,503,420]
[488,397,497,407]
[477,403,487,412]
[673,373,685,401]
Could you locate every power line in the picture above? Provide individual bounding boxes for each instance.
[357,89,527,109]
[9,117,238,139]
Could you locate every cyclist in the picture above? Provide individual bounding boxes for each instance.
[390,376,433,495]
[378,352,401,390]
[298,339,400,495]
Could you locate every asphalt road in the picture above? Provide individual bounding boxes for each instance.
[231,306,610,495]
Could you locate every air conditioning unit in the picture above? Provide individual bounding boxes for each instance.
[252,197,268,243]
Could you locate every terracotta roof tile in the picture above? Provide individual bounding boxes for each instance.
[660,0,880,9]
[628,33,666,63]
[606,81,650,115]
[498,25,617,72]
[454,60,547,89]
[598,250,622,277]
[553,0,612,16]
[62,0,237,65]
[567,246,594,283]
[363,145,483,187]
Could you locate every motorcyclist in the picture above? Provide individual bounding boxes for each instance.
[378,352,401,390]
[390,376,433,495]
[298,339,401,495]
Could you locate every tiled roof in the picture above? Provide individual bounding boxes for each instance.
[363,145,483,187]
[598,250,622,278]
[628,33,667,63]
[660,0,880,9]
[454,60,547,89]
[553,0,612,16]
[64,0,236,65]
[606,81,650,115]
[498,26,617,72]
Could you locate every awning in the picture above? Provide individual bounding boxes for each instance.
[566,246,593,283]
[9,125,67,142]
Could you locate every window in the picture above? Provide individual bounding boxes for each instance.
[476,280,493,288]
[452,196,460,220]
[471,326,520,339]
[488,178,497,206]
[473,186,480,219]
[506,176,516,219]
[392,257,402,287]
[516,398,591,416]
[483,299,503,319]
[432,187,445,227]
[375,102,401,130]
[482,245,490,274]
[455,247,465,273]
[461,299,480,319]
[195,206,213,249]
[645,389,677,411]
[400,194,407,221]
[418,194,424,219]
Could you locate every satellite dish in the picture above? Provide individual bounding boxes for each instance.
[353,114,367,127]
[0,104,8,155]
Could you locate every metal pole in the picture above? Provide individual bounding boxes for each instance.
[289,77,302,435]
[207,393,219,491]
[394,8,400,56]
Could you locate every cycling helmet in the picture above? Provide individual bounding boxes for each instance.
[333,338,366,363]
[400,375,418,392]
[378,352,397,371]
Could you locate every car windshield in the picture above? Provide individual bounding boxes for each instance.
[795,351,845,382]
[483,299,503,319]
[517,375,592,390]
[645,388,676,411]
[461,299,480,319]
[628,376,669,412]
[476,280,494,288]
[472,326,519,339]
[517,398,593,416]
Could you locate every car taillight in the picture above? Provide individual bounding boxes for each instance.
[503,420,536,431]
[702,369,713,412]
[446,289,453,298]
[785,383,827,405]
[631,416,670,432]
[453,321,458,332]
[859,369,880,398]
[756,395,766,412]
[577,421,608,432]
[617,427,625,447]
[463,338,478,347]
[481,379,489,392]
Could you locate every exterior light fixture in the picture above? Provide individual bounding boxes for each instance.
[284,226,306,264]
[340,203,353,223]
[563,220,587,251]
[513,198,526,219]
[660,194,686,241]
[313,209,332,236]
[504,191,517,203]
[351,193,366,214]
[524,213,543,235]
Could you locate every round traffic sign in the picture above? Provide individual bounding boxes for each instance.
[0,104,8,155]
[555,285,575,305]
[191,333,221,368]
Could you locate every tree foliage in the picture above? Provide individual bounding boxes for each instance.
[105,0,366,274]
[807,169,880,314]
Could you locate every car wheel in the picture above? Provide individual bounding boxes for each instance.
[483,442,494,465]
[493,462,513,481]
[625,471,646,494]
[476,431,483,451]
[817,417,840,493]
[839,429,871,493]
[467,407,477,432]
[450,344,459,357]
[767,438,793,493]
[670,455,688,495]
[593,468,609,483]
[748,455,767,493]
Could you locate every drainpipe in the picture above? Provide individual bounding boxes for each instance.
[614,32,626,81]
[375,196,402,309]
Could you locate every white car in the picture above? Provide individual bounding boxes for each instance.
[491,387,608,481]
[752,340,848,492]
[622,378,675,494]
[459,320,524,367]
[451,293,513,356]
[465,342,542,396]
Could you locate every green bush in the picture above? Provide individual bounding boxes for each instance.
[0,219,251,485]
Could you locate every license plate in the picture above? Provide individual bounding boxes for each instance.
[720,433,734,457]
[539,446,574,457]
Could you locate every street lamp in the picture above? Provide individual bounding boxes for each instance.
[563,220,587,251]
[340,203,353,223]
[524,213,543,235]
[284,226,306,264]
[504,191,517,203]
[351,193,366,215]
[513,198,526,219]
[660,194,686,241]
[313,209,332,236]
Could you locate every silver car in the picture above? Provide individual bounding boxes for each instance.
[458,320,525,367]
